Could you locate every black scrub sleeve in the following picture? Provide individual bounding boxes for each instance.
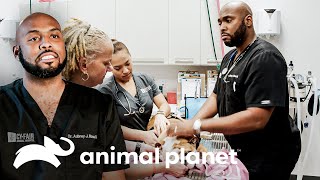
[102,95,129,172]
[244,50,287,108]
[213,76,220,95]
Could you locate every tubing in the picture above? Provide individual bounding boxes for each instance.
[290,77,304,180]
[298,77,317,180]
[205,0,217,60]
[290,77,302,132]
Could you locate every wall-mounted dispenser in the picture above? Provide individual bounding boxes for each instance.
[256,9,281,38]
[0,19,17,40]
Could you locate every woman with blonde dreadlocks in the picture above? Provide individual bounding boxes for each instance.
[60,18,129,179]
[62,18,113,87]
[62,18,187,179]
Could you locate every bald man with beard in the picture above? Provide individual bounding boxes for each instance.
[0,13,128,180]
[169,1,301,179]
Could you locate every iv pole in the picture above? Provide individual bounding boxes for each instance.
[205,0,217,60]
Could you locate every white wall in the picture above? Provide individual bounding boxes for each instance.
[0,0,24,85]
[0,40,23,85]
[1,0,320,88]
[220,0,320,85]
[1,0,319,176]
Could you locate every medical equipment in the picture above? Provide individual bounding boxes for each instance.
[114,82,146,116]
[204,0,217,60]
[185,97,207,119]
[288,64,320,179]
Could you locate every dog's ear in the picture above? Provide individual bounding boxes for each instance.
[188,136,200,144]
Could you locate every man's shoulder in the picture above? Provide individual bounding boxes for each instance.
[254,38,282,55]
[248,38,285,65]
[67,82,114,109]
[0,79,22,96]
[68,82,112,99]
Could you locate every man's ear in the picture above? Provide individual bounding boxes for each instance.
[13,46,19,58]
[245,15,253,27]
[78,57,88,72]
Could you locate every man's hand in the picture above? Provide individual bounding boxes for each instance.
[154,114,170,136]
[167,119,195,137]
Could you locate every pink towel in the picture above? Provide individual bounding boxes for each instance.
[205,153,248,180]
[146,150,249,180]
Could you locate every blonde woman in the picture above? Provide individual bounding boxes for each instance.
[63,18,187,179]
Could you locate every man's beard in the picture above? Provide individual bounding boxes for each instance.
[18,48,67,78]
[224,20,247,47]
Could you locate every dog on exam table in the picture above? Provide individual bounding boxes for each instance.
[147,115,207,155]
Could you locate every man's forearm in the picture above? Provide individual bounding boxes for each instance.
[201,107,274,135]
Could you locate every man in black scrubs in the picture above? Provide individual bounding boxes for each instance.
[168,1,301,179]
[0,13,128,180]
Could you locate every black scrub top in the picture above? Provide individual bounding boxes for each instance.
[0,79,129,180]
[99,73,161,131]
[214,38,300,164]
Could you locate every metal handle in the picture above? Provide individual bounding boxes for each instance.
[133,58,165,63]
[207,58,216,63]
[174,58,194,63]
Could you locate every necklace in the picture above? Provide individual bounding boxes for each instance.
[222,38,257,83]
[114,78,146,116]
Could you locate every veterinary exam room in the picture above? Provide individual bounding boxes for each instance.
[0,0,319,180]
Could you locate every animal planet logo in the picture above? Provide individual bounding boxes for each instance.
[13,136,75,169]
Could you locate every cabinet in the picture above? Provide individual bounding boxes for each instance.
[168,0,201,65]
[200,0,223,65]
[19,1,69,28]
[68,0,116,38]
[116,0,169,65]
[36,0,223,66]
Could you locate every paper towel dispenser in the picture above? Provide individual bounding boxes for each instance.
[256,9,281,37]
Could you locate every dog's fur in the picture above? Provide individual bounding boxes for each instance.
[148,116,207,153]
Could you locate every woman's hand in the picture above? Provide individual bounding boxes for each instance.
[164,163,188,177]
[142,130,159,146]
[153,114,170,136]
[140,143,156,153]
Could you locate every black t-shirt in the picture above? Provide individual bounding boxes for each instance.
[214,38,300,165]
[99,73,161,131]
[0,79,129,180]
